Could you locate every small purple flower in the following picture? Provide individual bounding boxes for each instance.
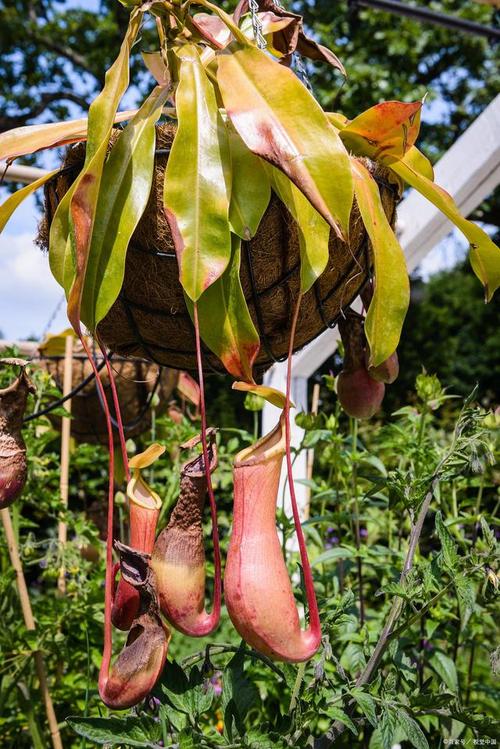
[210,672,223,696]
[148,696,161,712]
[325,527,340,549]
[422,639,433,651]
[360,528,368,539]
[39,559,48,569]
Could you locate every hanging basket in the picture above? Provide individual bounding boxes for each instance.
[38,125,398,376]
[38,353,178,445]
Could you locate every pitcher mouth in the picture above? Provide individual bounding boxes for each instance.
[127,473,162,510]
[235,413,286,468]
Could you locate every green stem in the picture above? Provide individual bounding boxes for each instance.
[289,662,306,713]
[351,419,365,626]
[181,643,285,680]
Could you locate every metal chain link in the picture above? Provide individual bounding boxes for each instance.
[260,0,315,93]
[292,52,313,92]
[40,293,66,340]
[249,0,268,50]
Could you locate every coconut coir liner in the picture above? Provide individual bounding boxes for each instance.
[38,124,398,376]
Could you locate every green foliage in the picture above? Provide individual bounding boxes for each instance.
[2,351,498,747]
[388,263,500,409]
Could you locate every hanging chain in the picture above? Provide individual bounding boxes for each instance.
[249,0,268,50]
[254,0,314,93]
[292,52,313,93]
[40,293,66,340]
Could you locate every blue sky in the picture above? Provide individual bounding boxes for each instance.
[0,1,474,341]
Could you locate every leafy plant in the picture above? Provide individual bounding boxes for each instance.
[0,0,499,741]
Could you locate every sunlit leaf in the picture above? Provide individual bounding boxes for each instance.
[0,110,137,162]
[390,159,500,301]
[129,443,166,470]
[217,43,353,239]
[340,100,422,161]
[142,51,170,86]
[232,381,290,409]
[401,145,434,181]
[228,125,271,240]
[267,166,330,294]
[325,112,348,134]
[164,44,232,302]
[0,169,58,233]
[351,159,409,367]
[187,235,260,381]
[38,328,78,356]
[49,10,143,333]
[80,84,170,330]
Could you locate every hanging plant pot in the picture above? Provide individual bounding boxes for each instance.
[37,350,178,445]
[38,125,398,376]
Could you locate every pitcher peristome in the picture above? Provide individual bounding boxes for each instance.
[112,444,164,631]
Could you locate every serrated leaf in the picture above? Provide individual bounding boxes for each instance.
[435,511,459,571]
[340,642,366,675]
[160,659,190,714]
[80,84,170,330]
[188,234,260,380]
[351,688,377,727]
[389,159,500,301]
[369,727,385,749]
[351,158,409,367]
[327,706,357,735]
[0,170,58,233]
[222,649,259,723]
[228,125,271,240]
[397,709,429,749]
[379,706,397,749]
[164,44,231,302]
[66,716,160,747]
[178,728,196,749]
[268,166,330,294]
[218,43,353,238]
[480,517,496,550]
[430,651,459,693]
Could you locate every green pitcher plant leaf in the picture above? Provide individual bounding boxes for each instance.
[267,166,330,294]
[228,125,271,240]
[340,100,422,162]
[0,110,137,162]
[142,51,170,86]
[49,9,143,333]
[187,235,260,382]
[0,169,58,233]
[164,44,232,302]
[402,145,434,181]
[390,160,500,301]
[351,159,410,368]
[325,106,499,301]
[217,43,353,240]
[80,84,170,331]
[232,381,291,409]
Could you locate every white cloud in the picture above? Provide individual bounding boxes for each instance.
[0,231,69,340]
